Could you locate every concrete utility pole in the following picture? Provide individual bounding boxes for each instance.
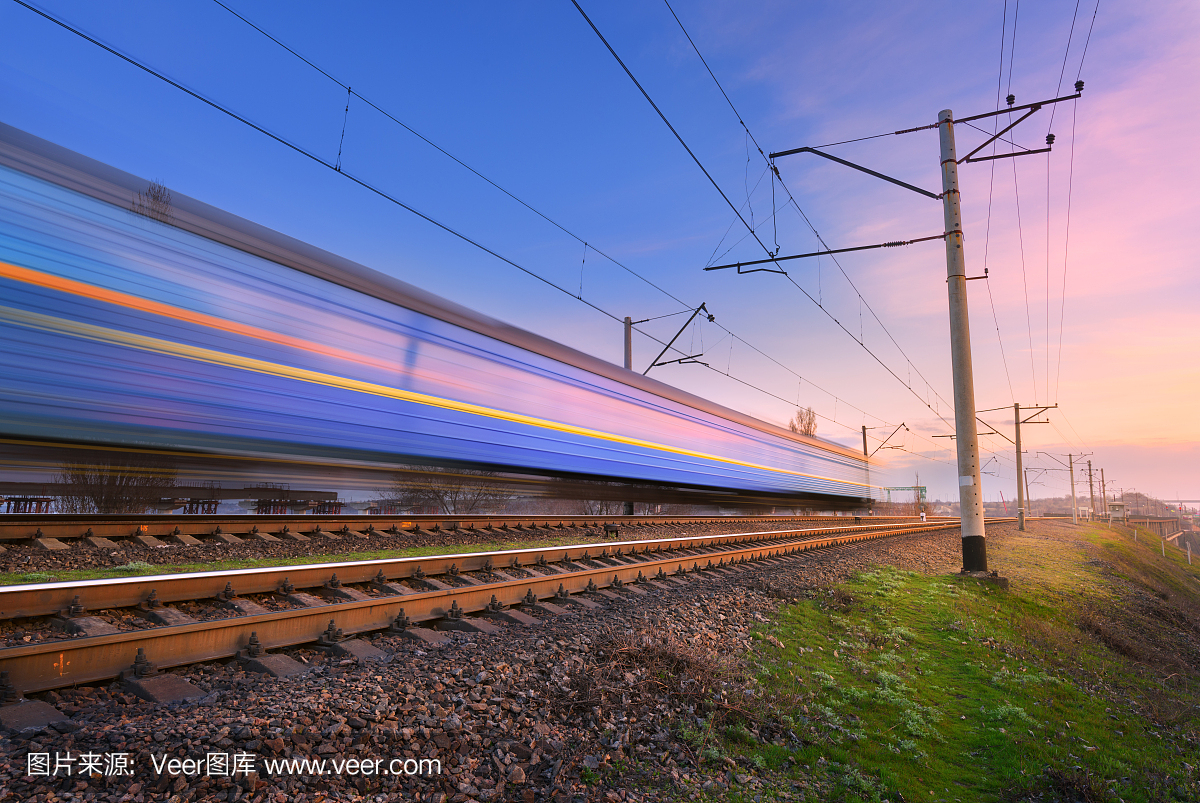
[938,110,987,571]
[1014,402,1025,531]
[1069,454,1078,524]
[623,317,633,370]
[1087,460,1096,521]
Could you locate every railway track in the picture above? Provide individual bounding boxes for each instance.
[0,512,945,549]
[0,519,980,703]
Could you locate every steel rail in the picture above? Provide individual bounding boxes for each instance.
[0,513,946,542]
[0,522,936,618]
[0,521,995,695]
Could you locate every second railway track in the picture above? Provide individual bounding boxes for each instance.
[0,519,991,699]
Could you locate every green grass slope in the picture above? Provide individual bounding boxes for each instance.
[735,521,1200,802]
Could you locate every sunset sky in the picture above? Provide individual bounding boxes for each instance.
[1,0,1196,506]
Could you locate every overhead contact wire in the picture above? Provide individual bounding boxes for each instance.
[209,0,694,312]
[665,0,958,420]
[657,0,959,444]
[1054,0,1099,402]
[213,0,900,443]
[8,0,720,371]
[983,0,1017,406]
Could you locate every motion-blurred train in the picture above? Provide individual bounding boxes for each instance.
[0,123,871,507]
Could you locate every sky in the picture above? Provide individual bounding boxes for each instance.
[1,0,1196,506]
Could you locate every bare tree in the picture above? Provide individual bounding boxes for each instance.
[56,454,177,514]
[383,467,511,515]
[544,478,634,515]
[788,406,817,437]
[132,180,173,224]
[581,498,626,515]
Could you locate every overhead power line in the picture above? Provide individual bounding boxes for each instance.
[209,0,690,312]
[661,10,1084,484]
[9,1,626,320]
[570,0,762,254]
[208,0,920,440]
[574,0,960,439]
[1054,0,1100,403]
[9,1,721,373]
[659,1,960,423]
[653,0,967,459]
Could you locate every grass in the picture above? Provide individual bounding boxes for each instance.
[0,534,608,587]
[722,521,1200,802]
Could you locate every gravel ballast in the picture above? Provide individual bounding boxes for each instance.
[0,523,976,802]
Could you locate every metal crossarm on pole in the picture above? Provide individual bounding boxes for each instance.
[869,423,907,458]
[953,91,1082,125]
[643,303,713,376]
[652,354,707,368]
[963,147,1052,164]
[956,89,1084,163]
[766,147,941,200]
[957,106,1043,163]
[704,234,946,272]
[1019,404,1057,425]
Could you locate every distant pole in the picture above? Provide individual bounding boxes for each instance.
[1014,402,1025,531]
[938,109,987,571]
[1087,460,1096,521]
[622,314,633,514]
[623,316,633,370]
[862,425,871,514]
[1068,454,1078,525]
[1024,468,1033,519]
[1100,468,1108,516]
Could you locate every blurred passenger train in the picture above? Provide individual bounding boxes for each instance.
[0,123,871,506]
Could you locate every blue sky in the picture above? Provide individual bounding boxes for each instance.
[2,0,1197,505]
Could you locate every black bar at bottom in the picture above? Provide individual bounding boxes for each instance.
[962,535,988,572]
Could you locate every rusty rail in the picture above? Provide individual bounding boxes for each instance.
[0,513,947,542]
[0,520,991,695]
[0,521,931,617]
